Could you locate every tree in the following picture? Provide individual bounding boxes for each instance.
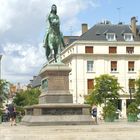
[134,76,140,105]
[0,79,9,106]
[85,74,122,106]
[102,101,117,121]
[85,74,122,121]
[13,88,41,107]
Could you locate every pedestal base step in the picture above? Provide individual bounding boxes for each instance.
[21,115,94,126]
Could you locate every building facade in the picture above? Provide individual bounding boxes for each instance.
[53,17,140,118]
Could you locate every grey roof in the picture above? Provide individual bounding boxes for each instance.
[69,37,79,44]
[64,36,79,46]
[79,23,140,41]
[32,76,41,88]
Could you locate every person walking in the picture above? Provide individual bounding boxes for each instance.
[91,105,98,124]
[8,103,16,126]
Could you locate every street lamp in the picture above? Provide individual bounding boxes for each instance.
[0,55,2,79]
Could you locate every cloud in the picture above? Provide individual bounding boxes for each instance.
[0,0,99,84]
[2,42,45,83]
[0,0,16,33]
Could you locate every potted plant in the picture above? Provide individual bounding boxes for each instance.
[103,101,116,122]
[127,102,139,122]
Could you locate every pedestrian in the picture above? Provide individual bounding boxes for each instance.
[91,105,97,124]
[8,103,16,126]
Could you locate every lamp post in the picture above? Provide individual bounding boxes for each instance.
[0,55,2,79]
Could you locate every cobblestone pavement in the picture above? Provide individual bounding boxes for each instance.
[0,120,140,140]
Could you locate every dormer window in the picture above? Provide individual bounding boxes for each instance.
[124,33,133,41]
[106,33,116,41]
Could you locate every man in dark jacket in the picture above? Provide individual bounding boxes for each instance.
[8,103,16,126]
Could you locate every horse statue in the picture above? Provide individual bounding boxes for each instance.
[43,4,65,63]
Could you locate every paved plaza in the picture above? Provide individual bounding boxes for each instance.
[0,120,140,140]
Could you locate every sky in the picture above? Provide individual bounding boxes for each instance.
[0,0,140,85]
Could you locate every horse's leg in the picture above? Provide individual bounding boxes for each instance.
[54,46,58,62]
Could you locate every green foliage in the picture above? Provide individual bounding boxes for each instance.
[127,102,139,115]
[85,74,121,106]
[134,77,140,105]
[0,108,2,115]
[0,79,9,105]
[13,88,41,107]
[103,101,116,119]
[15,106,25,115]
[127,114,138,122]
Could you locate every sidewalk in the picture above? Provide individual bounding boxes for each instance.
[0,120,140,140]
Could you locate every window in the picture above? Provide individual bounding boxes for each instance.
[87,79,94,93]
[128,61,134,71]
[111,61,117,71]
[126,47,134,54]
[106,33,116,41]
[109,46,117,53]
[129,79,135,93]
[85,46,93,53]
[87,61,93,72]
[124,33,133,41]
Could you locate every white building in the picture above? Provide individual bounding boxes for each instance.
[60,17,140,118]
[50,17,140,118]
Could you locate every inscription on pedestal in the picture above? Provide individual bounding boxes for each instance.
[42,108,82,115]
[48,77,67,90]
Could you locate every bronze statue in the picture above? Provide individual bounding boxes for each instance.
[43,4,65,63]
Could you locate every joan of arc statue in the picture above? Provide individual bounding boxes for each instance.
[43,4,65,63]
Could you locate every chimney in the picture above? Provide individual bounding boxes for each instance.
[131,16,137,36]
[82,23,88,34]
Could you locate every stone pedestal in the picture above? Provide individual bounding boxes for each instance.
[22,104,93,125]
[22,63,94,125]
[39,63,73,104]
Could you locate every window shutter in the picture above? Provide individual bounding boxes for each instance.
[129,79,135,90]
[85,46,93,53]
[87,79,94,90]
[111,61,117,68]
[128,61,134,68]
[109,47,117,53]
[126,47,134,53]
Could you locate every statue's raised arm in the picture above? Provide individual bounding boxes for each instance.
[43,4,65,63]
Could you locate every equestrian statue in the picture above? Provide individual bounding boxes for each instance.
[43,4,65,63]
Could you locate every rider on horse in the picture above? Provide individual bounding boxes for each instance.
[43,4,65,63]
